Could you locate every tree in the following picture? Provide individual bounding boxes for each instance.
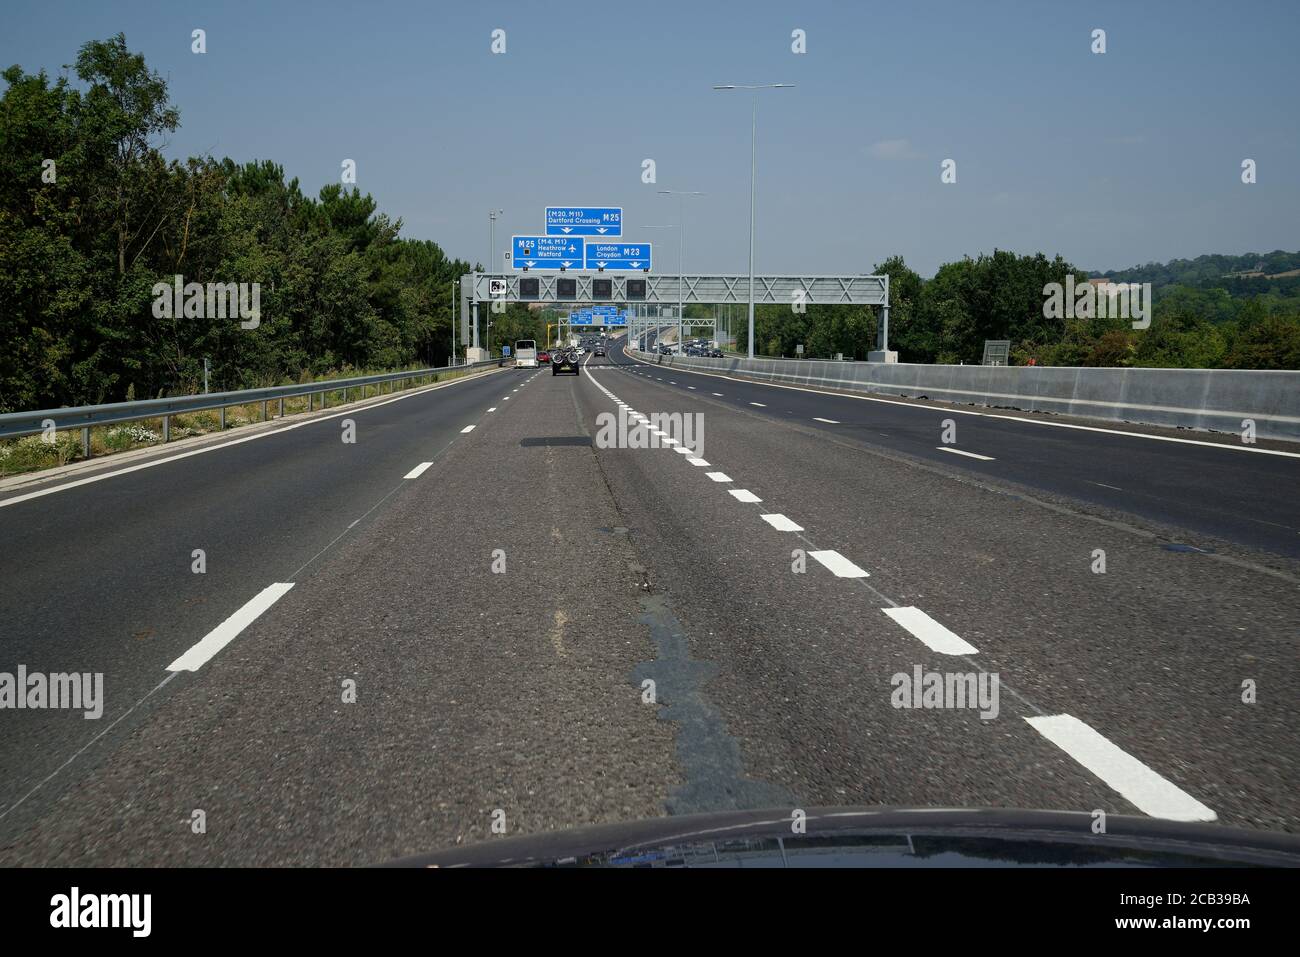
[74,33,180,275]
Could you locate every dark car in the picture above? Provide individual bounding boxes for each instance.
[552,351,580,375]
[594,346,606,357]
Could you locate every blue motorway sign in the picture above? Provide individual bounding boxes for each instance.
[545,207,622,237]
[571,309,627,326]
[585,242,652,271]
[512,235,584,270]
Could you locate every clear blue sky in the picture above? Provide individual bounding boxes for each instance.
[3,0,1296,276]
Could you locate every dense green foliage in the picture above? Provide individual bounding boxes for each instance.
[1100,250,1300,288]
[0,35,541,414]
[739,248,1300,369]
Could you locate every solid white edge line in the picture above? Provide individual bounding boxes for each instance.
[882,606,979,655]
[936,446,995,461]
[0,369,505,509]
[1025,714,1217,822]
[403,462,433,479]
[760,513,804,532]
[167,583,295,672]
[808,549,869,578]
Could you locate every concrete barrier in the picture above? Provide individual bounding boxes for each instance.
[631,350,1300,442]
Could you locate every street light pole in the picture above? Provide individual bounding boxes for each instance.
[489,208,503,272]
[713,83,793,359]
[657,190,704,351]
[631,222,682,352]
[486,209,503,358]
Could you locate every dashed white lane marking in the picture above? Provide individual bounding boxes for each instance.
[618,348,1300,461]
[881,606,979,655]
[674,447,693,454]
[487,407,497,412]
[167,583,296,672]
[712,392,724,396]
[661,438,679,445]
[403,462,433,480]
[0,366,508,510]
[729,489,763,503]
[706,472,733,482]
[687,386,695,390]
[936,447,994,461]
[503,396,510,400]
[1088,481,1123,491]
[808,549,869,578]
[750,402,766,407]
[460,425,476,433]
[1024,714,1217,822]
[813,417,840,424]
[760,513,804,532]
[687,458,710,466]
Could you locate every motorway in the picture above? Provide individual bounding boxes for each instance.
[0,337,1297,865]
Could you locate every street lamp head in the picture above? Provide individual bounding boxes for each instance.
[714,83,794,91]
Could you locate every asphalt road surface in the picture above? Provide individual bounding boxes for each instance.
[1,339,1296,865]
